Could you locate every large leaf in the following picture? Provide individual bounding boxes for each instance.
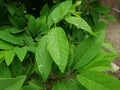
[73,31,105,69]
[0,75,26,90]
[77,70,120,90]
[35,35,53,81]
[47,27,69,73]
[47,1,72,28]
[5,50,15,66]
[0,31,24,46]
[14,46,28,62]
[65,16,95,35]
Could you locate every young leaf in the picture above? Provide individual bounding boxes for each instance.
[47,27,69,73]
[77,70,120,90]
[0,75,26,90]
[65,16,95,35]
[70,1,82,13]
[47,1,72,28]
[73,31,105,69]
[5,50,15,66]
[35,35,53,81]
[14,46,28,62]
[0,31,24,46]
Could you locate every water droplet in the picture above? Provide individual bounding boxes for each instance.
[58,62,60,65]
[51,32,53,35]
[76,24,79,26]
[61,64,64,66]
[54,18,57,21]
[50,42,54,44]
[39,65,43,69]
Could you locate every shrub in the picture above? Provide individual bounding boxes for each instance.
[0,0,119,90]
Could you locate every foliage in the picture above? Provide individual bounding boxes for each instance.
[0,0,119,90]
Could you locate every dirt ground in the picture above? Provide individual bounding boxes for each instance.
[105,8,120,79]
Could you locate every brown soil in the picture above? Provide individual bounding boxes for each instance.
[105,6,120,79]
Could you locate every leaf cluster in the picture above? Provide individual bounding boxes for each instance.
[0,0,119,90]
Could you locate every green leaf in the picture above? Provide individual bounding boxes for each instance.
[84,51,113,72]
[90,9,99,24]
[27,16,37,35]
[52,81,73,90]
[11,59,22,76]
[5,50,15,66]
[47,27,69,73]
[65,16,95,35]
[102,43,118,55]
[8,15,25,28]
[0,75,26,90]
[47,1,72,28]
[95,5,110,15]
[67,44,74,69]
[22,79,44,90]
[0,31,24,46]
[14,46,28,62]
[0,62,11,78]
[104,15,117,22]
[40,4,49,17]
[93,21,108,32]
[5,4,15,16]
[22,33,35,46]
[73,31,105,69]
[22,85,43,90]
[72,29,84,42]
[70,1,82,13]
[0,51,6,60]
[37,4,49,34]
[77,70,120,90]
[35,35,53,81]
[52,80,86,90]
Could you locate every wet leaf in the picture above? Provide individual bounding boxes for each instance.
[47,27,69,73]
